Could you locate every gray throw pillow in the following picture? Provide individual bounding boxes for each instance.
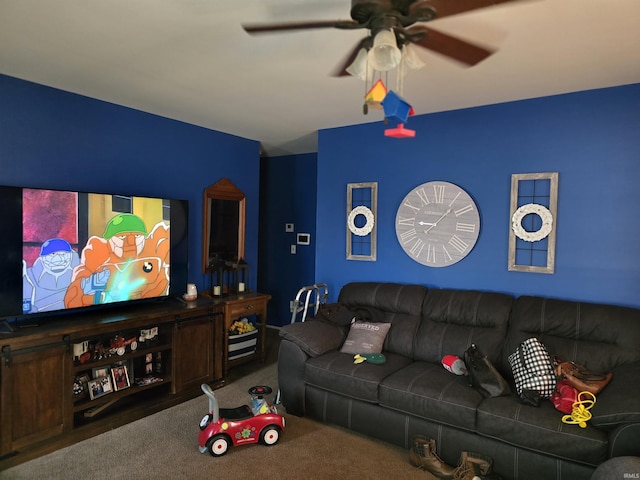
[280,320,346,357]
[340,321,391,355]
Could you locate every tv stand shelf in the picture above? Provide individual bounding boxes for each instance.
[0,297,228,470]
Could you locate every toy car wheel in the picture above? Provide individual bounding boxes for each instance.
[199,414,212,430]
[116,347,125,356]
[260,425,281,446]
[130,341,137,351]
[206,434,230,457]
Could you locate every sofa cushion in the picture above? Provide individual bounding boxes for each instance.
[305,350,412,403]
[340,321,391,354]
[279,319,346,357]
[316,302,356,326]
[378,361,484,432]
[351,306,386,324]
[414,289,514,366]
[338,282,427,359]
[476,395,609,466]
[503,296,640,377]
[591,361,640,429]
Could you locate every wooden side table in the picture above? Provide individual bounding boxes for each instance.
[219,292,271,375]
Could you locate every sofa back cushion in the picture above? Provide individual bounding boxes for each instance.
[503,296,640,376]
[414,289,514,366]
[338,282,427,358]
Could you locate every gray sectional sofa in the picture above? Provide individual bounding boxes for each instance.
[277,282,640,480]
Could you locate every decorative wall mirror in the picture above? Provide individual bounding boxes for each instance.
[202,178,246,273]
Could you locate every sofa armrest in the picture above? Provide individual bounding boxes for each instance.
[591,361,640,429]
[608,424,640,458]
[279,319,347,357]
[277,339,310,416]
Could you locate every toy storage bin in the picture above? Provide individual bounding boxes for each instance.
[228,329,258,360]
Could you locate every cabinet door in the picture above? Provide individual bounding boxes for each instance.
[172,315,214,393]
[0,344,72,455]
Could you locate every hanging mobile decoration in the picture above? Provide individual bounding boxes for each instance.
[382,90,415,138]
[363,79,387,114]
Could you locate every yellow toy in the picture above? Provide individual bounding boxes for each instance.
[353,353,386,364]
[561,391,596,428]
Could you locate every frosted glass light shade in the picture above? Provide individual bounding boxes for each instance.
[397,43,426,78]
[402,43,425,71]
[345,48,369,81]
[368,29,401,71]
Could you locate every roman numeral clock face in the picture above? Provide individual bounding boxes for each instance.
[395,181,480,267]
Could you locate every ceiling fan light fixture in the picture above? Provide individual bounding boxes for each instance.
[368,29,401,72]
[346,48,370,81]
[402,43,425,72]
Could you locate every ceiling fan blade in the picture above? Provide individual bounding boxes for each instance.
[413,0,522,19]
[407,25,495,66]
[242,19,358,34]
[332,37,372,77]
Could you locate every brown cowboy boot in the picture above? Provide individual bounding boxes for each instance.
[452,451,493,480]
[408,436,456,479]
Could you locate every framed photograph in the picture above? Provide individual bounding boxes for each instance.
[88,376,113,400]
[111,365,130,391]
[92,366,109,379]
[73,373,91,400]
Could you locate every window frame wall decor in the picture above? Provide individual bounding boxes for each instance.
[346,182,378,261]
[508,172,559,274]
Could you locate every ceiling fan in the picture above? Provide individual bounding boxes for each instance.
[242,0,525,76]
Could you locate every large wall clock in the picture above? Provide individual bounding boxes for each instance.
[395,181,480,267]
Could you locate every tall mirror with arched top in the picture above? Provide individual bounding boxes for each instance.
[202,178,246,273]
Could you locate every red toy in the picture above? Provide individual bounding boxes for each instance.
[442,355,468,375]
[110,335,138,356]
[198,384,285,457]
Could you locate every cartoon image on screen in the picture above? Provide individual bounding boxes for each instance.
[65,213,169,307]
[21,189,171,314]
[22,238,81,313]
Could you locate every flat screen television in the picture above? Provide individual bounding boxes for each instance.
[0,185,188,329]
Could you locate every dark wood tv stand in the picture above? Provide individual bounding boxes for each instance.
[0,293,270,470]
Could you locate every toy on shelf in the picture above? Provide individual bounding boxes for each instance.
[198,384,285,457]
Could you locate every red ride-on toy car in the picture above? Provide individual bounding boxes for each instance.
[198,384,285,457]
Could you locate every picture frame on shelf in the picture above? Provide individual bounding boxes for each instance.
[92,366,109,379]
[111,365,130,391]
[88,376,113,400]
[73,374,91,400]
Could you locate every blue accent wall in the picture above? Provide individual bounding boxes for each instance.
[0,74,261,295]
[314,84,640,309]
[259,153,317,326]
[3,73,639,324]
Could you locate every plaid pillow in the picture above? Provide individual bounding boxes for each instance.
[509,337,557,398]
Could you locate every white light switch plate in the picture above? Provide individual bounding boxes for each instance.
[290,245,296,254]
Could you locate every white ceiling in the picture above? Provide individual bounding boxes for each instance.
[1,0,639,156]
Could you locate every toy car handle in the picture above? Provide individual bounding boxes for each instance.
[201,384,219,422]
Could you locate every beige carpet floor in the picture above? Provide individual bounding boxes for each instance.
[1,362,435,480]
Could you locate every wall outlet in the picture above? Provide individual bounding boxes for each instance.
[285,223,294,232]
